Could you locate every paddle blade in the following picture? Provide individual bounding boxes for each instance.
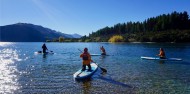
[100,67,107,72]
[93,62,107,73]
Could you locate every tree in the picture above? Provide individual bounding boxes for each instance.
[59,36,64,42]
[86,11,190,42]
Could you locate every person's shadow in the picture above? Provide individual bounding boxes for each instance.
[74,69,133,88]
[94,69,132,88]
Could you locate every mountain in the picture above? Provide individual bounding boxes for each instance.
[0,23,81,42]
[70,33,82,38]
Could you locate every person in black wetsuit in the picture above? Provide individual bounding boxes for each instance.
[42,43,48,53]
[100,46,106,55]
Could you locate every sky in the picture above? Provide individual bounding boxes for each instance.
[0,0,190,36]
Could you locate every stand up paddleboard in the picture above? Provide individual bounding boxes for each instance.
[34,51,54,54]
[141,56,182,61]
[73,63,98,80]
[91,54,109,56]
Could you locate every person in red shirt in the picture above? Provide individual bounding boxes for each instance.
[80,48,93,71]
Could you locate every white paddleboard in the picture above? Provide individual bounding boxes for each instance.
[73,63,98,80]
[91,54,109,56]
[141,56,182,61]
[34,51,54,54]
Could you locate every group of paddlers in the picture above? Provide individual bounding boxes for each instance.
[41,43,166,72]
[41,43,106,71]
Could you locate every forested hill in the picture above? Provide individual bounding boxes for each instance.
[83,11,190,42]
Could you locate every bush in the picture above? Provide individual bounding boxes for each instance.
[108,35,124,42]
[59,37,64,42]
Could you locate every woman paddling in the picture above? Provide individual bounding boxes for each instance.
[80,48,93,71]
[157,48,166,59]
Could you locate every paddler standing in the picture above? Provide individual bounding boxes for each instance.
[100,46,106,55]
[80,48,93,71]
[42,43,48,53]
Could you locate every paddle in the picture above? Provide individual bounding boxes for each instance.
[78,49,107,73]
[93,62,107,73]
[38,50,53,53]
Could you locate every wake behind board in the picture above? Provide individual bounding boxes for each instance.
[141,56,182,61]
[73,63,98,80]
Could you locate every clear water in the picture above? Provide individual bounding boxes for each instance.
[0,42,190,94]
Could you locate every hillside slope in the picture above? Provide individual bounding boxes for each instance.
[0,23,81,42]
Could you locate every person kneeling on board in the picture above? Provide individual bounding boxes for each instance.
[80,48,93,71]
[157,48,166,59]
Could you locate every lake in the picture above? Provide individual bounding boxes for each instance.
[0,42,190,94]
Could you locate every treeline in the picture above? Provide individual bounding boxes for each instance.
[82,11,190,42]
[46,37,80,42]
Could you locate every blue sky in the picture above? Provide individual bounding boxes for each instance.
[0,0,190,36]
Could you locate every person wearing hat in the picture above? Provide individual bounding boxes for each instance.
[80,48,93,71]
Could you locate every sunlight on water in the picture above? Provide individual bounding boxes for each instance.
[0,42,14,47]
[0,48,20,93]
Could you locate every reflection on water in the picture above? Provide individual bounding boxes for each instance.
[0,42,15,47]
[0,48,20,93]
[81,79,92,94]
[42,54,47,59]
[159,60,165,64]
